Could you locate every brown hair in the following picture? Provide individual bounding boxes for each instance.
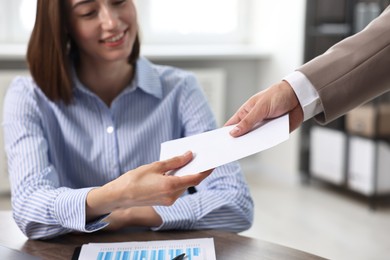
[27,0,140,104]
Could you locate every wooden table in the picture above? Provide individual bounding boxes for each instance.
[0,211,325,259]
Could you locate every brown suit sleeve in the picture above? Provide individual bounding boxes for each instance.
[298,5,390,124]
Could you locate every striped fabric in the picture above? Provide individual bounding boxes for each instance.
[2,57,253,239]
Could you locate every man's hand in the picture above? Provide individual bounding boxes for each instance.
[225,81,303,136]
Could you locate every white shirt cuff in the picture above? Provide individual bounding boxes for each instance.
[283,71,324,121]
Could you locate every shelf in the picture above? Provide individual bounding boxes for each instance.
[0,43,271,61]
[309,23,351,36]
[302,0,390,207]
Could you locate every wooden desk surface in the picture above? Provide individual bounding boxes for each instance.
[0,211,325,260]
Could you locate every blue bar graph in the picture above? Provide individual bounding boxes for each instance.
[150,250,156,260]
[95,247,202,260]
[115,251,122,260]
[193,247,200,256]
[186,248,192,260]
[132,250,139,260]
[123,251,130,260]
[158,249,165,260]
[80,237,217,260]
[104,252,113,260]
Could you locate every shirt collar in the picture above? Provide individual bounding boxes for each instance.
[134,57,163,99]
[71,57,163,100]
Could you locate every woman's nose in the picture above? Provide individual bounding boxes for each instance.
[100,7,119,30]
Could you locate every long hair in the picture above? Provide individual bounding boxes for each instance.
[27,0,140,104]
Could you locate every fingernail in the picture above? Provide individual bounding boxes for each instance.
[230,126,240,136]
[183,151,192,156]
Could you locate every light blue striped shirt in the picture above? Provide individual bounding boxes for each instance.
[3,57,253,239]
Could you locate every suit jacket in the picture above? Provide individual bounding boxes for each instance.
[298,5,390,124]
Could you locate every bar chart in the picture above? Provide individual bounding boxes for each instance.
[78,238,216,260]
[96,246,201,260]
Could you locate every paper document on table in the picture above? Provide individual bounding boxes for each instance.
[78,237,216,260]
[160,114,289,176]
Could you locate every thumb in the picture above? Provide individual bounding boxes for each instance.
[229,107,266,137]
[158,151,193,173]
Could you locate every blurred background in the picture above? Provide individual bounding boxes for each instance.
[0,0,390,259]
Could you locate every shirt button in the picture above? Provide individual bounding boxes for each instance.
[106,126,114,134]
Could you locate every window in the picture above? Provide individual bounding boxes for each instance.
[0,0,37,43]
[0,0,251,45]
[135,0,251,45]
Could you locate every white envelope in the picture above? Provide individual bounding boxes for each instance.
[160,114,289,176]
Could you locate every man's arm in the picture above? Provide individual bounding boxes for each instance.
[226,5,390,137]
[299,5,390,124]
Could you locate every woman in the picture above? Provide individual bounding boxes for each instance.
[3,0,253,239]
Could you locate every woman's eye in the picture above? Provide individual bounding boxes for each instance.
[113,0,126,6]
[80,10,96,17]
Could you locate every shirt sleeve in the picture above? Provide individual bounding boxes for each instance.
[3,77,108,239]
[151,73,254,232]
[283,71,324,121]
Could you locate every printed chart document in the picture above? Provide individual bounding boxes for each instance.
[78,237,216,260]
[160,114,289,176]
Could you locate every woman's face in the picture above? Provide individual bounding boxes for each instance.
[66,0,137,64]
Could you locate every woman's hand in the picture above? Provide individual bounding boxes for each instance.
[86,151,212,221]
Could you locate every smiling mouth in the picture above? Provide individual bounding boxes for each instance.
[102,31,126,43]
